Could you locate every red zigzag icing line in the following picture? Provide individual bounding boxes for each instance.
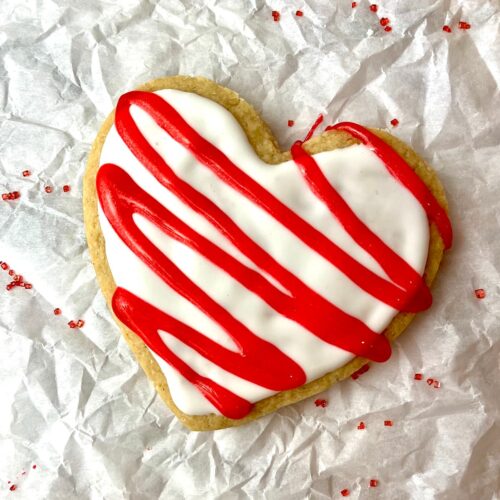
[97,90,451,418]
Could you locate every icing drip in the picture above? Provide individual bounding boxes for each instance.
[96,89,450,418]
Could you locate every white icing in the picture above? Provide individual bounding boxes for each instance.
[97,89,429,416]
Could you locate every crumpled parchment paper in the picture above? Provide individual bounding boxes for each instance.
[1,0,499,498]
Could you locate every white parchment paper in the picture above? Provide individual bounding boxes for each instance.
[1,1,499,498]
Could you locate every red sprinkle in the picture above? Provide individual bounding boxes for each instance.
[384,420,393,427]
[68,320,77,328]
[369,4,378,12]
[295,10,303,17]
[272,10,280,22]
[352,2,357,7]
[380,17,390,27]
[458,21,471,30]
[1,193,8,201]
[8,269,14,276]
[426,378,434,385]
[76,319,85,328]
[288,120,295,127]
[341,489,350,497]
[390,118,399,127]
[54,308,62,315]
[1,262,8,270]
[370,479,379,487]
[351,363,370,379]
[32,465,37,469]
[45,186,53,194]
[475,288,486,299]
[63,185,71,193]
[314,399,328,408]
[22,170,31,177]
[433,380,441,388]
[9,485,17,491]
[414,373,423,380]
[443,25,452,33]
[24,283,32,289]
[6,283,14,291]
[357,421,366,430]
[384,26,392,32]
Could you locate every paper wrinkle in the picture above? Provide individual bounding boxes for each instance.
[1,0,500,498]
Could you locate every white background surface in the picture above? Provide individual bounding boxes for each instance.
[0,1,499,498]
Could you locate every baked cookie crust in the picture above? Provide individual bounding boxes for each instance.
[84,76,448,431]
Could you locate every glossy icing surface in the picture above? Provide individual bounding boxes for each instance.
[97,89,432,416]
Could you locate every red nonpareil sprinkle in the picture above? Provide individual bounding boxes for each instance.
[1,262,8,270]
[9,485,17,491]
[414,373,423,380]
[434,380,441,388]
[384,26,392,32]
[68,320,77,328]
[6,283,14,291]
[76,319,85,328]
[458,21,471,30]
[390,118,399,127]
[24,283,32,289]
[288,120,295,127]
[442,25,452,33]
[357,421,366,430]
[475,288,486,299]
[63,185,71,193]
[8,269,14,276]
[427,378,434,385]
[352,2,357,8]
[272,10,280,22]
[341,489,350,497]
[295,10,303,17]
[32,465,37,469]
[370,479,379,487]
[314,399,328,408]
[12,191,20,199]
[384,420,393,427]
[45,186,53,194]
[1,193,8,200]
[380,17,390,27]
[369,4,378,12]
[54,308,62,315]
[22,170,31,177]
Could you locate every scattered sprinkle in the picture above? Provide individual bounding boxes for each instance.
[390,118,399,127]
[2,191,21,201]
[458,21,471,30]
[427,378,434,386]
[369,4,378,12]
[68,320,77,328]
[341,489,350,497]
[45,186,53,194]
[370,479,378,487]
[54,308,62,315]
[32,465,37,470]
[8,269,14,276]
[434,380,441,388]
[414,373,423,380]
[295,10,303,17]
[63,185,71,193]
[22,170,31,177]
[351,363,370,380]
[352,1,357,7]
[288,120,295,127]
[384,25,392,32]
[380,17,390,27]
[357,421,366,430]
[76,319,85,328]
[384,420,393,427]
[0,262,8,270]
[272,10,280,22]
[475,288,486,299]
[314,399,328,408]
[443,25,452,33]
[24,283,32,289]
[9,485,17,492]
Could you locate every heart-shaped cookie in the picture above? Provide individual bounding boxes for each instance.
[84,76,451,431]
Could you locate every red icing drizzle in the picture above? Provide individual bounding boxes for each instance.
[97,91,451,418]
[325,122,453,249]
